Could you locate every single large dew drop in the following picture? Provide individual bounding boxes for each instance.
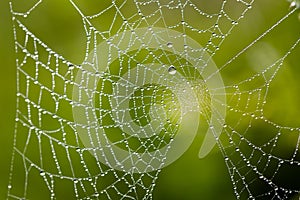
[168,66,177,75]
[167,42,173,48]
[40,171,45,176]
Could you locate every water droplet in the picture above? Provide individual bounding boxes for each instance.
[167,42,173,48]
[290,1,297,8]
[258,176,264,181]
[8,185,12,189]
[168,66,177,75]
[40,171,45,176]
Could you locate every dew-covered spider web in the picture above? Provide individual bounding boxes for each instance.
[7,0,300,199]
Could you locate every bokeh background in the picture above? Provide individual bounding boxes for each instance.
[1,0,300,199]
[0,0,17,199]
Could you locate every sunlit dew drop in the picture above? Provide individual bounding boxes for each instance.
[168,66,177,75]
[289,0,300,9]
[290,1,297,8]
[40,171,45,176]
[167,42,173,48]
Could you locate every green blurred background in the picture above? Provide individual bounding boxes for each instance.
[0,0,17,199]
[1,0,300,199]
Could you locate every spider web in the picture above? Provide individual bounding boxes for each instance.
[7,0,300,199]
